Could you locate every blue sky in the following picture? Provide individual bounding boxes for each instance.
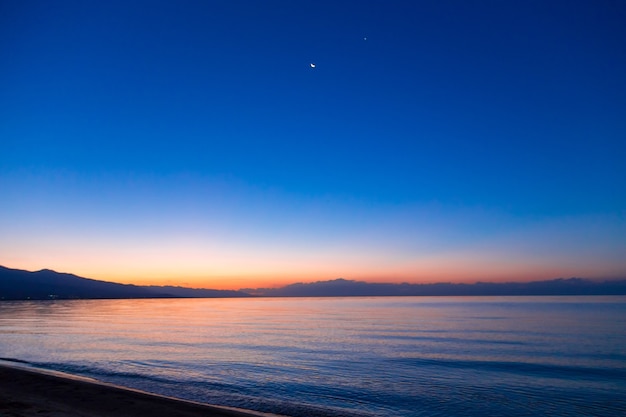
[1,1,625,288]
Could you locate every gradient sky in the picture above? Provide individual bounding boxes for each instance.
[1,1,625,289]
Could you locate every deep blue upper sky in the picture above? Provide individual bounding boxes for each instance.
[1,1,625,287]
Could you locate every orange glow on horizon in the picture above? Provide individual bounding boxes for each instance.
[62,268,614,290]
[5,237,625,290]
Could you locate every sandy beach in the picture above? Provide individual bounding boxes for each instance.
[0,363,281,417]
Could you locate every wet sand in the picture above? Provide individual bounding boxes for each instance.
[0,363,282,417]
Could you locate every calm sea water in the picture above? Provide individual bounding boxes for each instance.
[0,296,625,417]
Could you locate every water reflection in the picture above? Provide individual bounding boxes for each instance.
[1,296,625,417]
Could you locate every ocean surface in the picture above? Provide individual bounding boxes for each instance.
[1,296,625,417]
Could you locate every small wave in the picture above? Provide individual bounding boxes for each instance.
[364,333,526,345]
[27,361,386,417]
[392,357,626,380]
[30,361,187,385]
[0,357,32,364]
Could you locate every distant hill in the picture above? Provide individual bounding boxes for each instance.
[0,266,249,300]
[2,265,625,300]
[245,277,626,297]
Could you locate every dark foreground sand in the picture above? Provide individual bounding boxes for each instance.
[0,363,283,417]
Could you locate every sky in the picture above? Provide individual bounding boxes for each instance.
[1,0,625,290]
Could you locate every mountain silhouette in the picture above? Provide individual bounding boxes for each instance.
[0,266,249,300]
[2,265,625,300]
[244,277,626,297]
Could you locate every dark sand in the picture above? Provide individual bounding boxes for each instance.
[0,363,283,417]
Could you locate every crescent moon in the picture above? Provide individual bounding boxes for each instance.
[310,63,316,68]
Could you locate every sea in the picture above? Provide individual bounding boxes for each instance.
[0,296,625,417]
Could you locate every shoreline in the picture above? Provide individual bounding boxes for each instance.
[0,361,285,417]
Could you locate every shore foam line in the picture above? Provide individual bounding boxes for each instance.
[0,360,286,417]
